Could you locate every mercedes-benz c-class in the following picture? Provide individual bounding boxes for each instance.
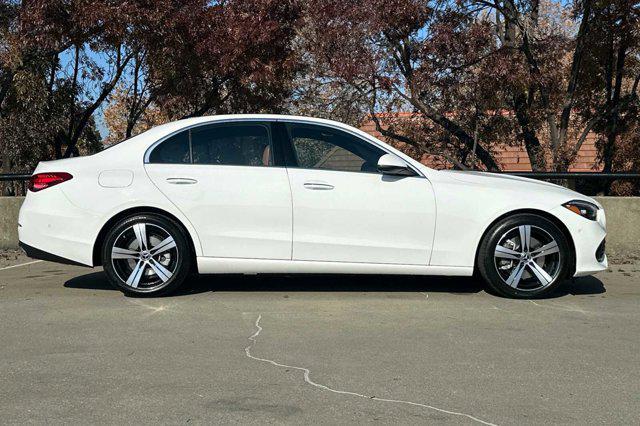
[18,115,607,298]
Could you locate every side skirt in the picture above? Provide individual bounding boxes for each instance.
[197,257,473,276]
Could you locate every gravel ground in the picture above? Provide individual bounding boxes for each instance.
[0,249,31,268]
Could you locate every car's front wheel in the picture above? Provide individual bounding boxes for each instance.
[101,213,192,296]
[478,214,571,298]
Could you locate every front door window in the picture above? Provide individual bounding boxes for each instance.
[287,124,384,174]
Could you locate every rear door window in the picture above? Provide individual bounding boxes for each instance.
[191,124,272,166]
[148,122,274,167]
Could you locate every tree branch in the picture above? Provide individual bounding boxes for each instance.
[63,47,135,157]
[392,80,500,170]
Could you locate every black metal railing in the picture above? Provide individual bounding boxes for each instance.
[0,173,31,181]
[1,171,639,196]
[488,171,640,195]
[0,173,31,195]
[490,171,640,180]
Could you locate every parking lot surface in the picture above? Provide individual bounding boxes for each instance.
[0,259,639,425]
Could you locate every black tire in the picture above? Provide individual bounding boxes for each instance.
[477,213,571,298]
[101,213,192,296]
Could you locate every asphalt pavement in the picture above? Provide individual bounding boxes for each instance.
[0,258,638,425]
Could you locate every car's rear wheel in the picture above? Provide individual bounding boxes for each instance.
[478,214,571,298]
[101,213,192,296]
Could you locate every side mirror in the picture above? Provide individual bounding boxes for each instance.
[377,154,416,176]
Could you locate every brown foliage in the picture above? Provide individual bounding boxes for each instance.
[0,0,638,198]
[301,0,639,179]
[144,0,302,118]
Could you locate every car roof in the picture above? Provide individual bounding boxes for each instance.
[144,114,360,134]
[99,114,429,176]
[130,114,380,153]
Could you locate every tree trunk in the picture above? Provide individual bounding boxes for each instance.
[1,154,12,196]
[513,94,547,171]
[54,133,64,159]
[602,14,629,194]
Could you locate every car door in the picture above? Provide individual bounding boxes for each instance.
[144,121,292,260]
[281,121,436,265]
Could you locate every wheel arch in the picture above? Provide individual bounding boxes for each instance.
[92,206,198,271]
[473,208,576,276]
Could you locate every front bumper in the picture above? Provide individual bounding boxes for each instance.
[550,205,607,277]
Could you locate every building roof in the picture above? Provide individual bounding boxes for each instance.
[359,119,601,172]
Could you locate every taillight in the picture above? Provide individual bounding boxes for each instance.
[28,172,73,192]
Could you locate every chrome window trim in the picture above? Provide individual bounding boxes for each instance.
[277,119,424,178]
[143,117,425,178]
[144,118,273,166]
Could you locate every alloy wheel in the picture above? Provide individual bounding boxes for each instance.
[493,224,561,292]
[110,222,179,291]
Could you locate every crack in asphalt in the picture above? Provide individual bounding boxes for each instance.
[125,298,180,316]
[528,300,589,315]
[245,314,498,425]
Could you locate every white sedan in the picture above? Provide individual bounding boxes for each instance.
[18,115,607,298]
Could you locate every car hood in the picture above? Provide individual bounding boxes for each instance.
[437,170,599,206]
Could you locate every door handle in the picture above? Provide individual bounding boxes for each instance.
[303,181,334,190]
[166,177,198,185]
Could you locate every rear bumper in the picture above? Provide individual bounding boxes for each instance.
[18,187,99,267]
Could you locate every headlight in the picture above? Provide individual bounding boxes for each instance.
[563,200,599,221]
